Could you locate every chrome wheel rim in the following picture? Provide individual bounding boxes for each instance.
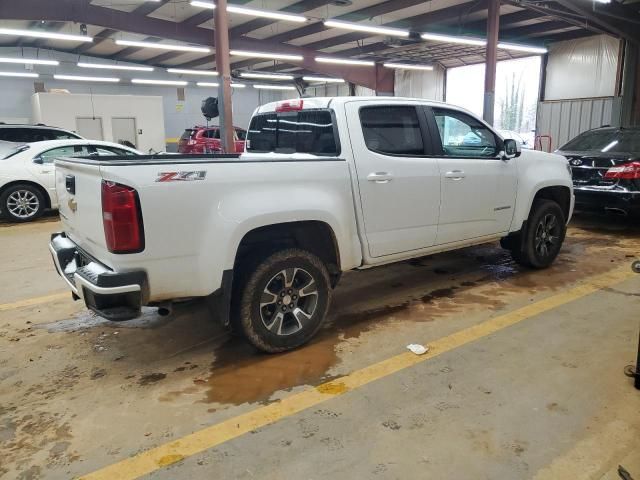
[7,190,39,219]
[534,213,560,257]
[259,267,319,336]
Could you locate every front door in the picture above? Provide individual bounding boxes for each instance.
[428,107,518,245]
[346,101,441,258]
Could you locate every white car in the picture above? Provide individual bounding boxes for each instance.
[50,97,573,352]
[0,139,140,222]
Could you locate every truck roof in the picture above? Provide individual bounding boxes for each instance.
[255,96,453,113]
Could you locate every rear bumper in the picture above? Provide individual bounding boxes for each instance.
[574,187,640,216]
[49,232,147,321]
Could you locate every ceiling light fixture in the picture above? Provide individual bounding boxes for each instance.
[230,50,303,61]
[167,68,218,76]
[78,62,154,72]
[421,32,486,46]
[0,72,40,78]
[240,72,294,80]
[253,84,297,90]
[497,42,548,54]
[0,57,59,66]
[0,27,93,43]
[190,1,307,22]
[302,76,345,83]
[315,56,374,66]
[324,19,409,38]
[383,62,434,71]
[54,74,120,82]
[131,79,188,86]
[116,39,210,53]
[197,82,246,88]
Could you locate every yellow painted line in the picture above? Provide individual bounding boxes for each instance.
[165,137,180,144]
[79,267,636,480]
[0,292,70,312]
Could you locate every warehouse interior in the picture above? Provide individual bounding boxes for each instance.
[1,0,640,479]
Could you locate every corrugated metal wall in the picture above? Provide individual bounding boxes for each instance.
[536,97,614,151]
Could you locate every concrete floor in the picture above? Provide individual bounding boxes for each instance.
[1,212,639,480]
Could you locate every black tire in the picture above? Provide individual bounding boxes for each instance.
[512,199,566,269]
[232,248,331,353]
[0,184,45,223]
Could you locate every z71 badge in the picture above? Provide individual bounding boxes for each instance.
[156,171,207,182]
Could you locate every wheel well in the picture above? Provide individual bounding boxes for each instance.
[533,186,571,221]
[0,181,51,210]
[235,221,341,285]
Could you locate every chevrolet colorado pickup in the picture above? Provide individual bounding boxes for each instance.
[50,97,574,352]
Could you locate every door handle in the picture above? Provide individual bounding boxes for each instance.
[367,172,393,183]
[445,170,466,180]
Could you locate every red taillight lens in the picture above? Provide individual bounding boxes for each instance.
[276,99,304,112]
[604,161,640,180]
[101,181,144,254]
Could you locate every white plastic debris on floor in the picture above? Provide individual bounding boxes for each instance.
[406,344,429,355]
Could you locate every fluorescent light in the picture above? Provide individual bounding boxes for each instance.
[167,68,218,76]
[601,140,618,152]
[253,84,296,90]
[0,72,39,78]
[302,76,345,83]
[497,42,548,54]
[240,72,294,80]
[116,39,210,53]
[54,74,120,82]
[230,50,303,61]
[131,79,188,86]
[190,1,307,22]
[383,62,434,71]
[421,32,486,46]
[227,5,307,22]
[197,82,246,88]
[0,57,59,66]
[315,56,374,66]
[78,62,154,72]
[0,28,93,43]
[324,19,409,38]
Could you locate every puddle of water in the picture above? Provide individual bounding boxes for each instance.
[37,307,168,333]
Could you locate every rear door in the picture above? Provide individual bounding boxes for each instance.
[427,107,517,245]
[345,101,441,258]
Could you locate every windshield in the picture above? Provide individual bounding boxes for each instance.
[560,129,640,154]
[1,144,29,160]
[246,109,339,156]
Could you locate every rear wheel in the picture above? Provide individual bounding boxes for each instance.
[232,248,331,353]
[0,184,45,223]
[511,199,566,268]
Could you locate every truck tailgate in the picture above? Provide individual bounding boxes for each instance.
[55,158,111,264]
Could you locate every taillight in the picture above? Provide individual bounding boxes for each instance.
[101,181,144,254]
[604,161,640,180]
[276,99,304,112]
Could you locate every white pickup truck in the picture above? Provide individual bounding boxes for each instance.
[50,97,573,352]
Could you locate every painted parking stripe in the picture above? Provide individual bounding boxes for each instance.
[0,292,70,312]
[76,266,635,480]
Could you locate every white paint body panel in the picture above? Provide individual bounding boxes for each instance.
[53,97,574,304]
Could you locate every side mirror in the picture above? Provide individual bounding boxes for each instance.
[502,138,521,160]
[33,157,44,164]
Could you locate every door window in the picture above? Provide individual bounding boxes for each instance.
[433,108,498,157]
[89,145,137,157]
[37,145,89,164]
[359,106,425,156]
[205,129,220,139]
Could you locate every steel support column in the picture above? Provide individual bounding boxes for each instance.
[214,0,234,153]
[483,0,500,125]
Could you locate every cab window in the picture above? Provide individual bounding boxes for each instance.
[432,108,498,157]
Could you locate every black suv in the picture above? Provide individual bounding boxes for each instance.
[557,127,640,217]
[0,124,82,143]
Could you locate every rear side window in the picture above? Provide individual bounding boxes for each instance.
[359,106,425,156]
[247,109,339,156]
[205,129,220,139]
[180,129,196,141]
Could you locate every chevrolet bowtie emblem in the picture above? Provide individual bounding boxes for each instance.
[68,198,77,213]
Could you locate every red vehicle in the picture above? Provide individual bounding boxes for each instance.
[178,126,246,154]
